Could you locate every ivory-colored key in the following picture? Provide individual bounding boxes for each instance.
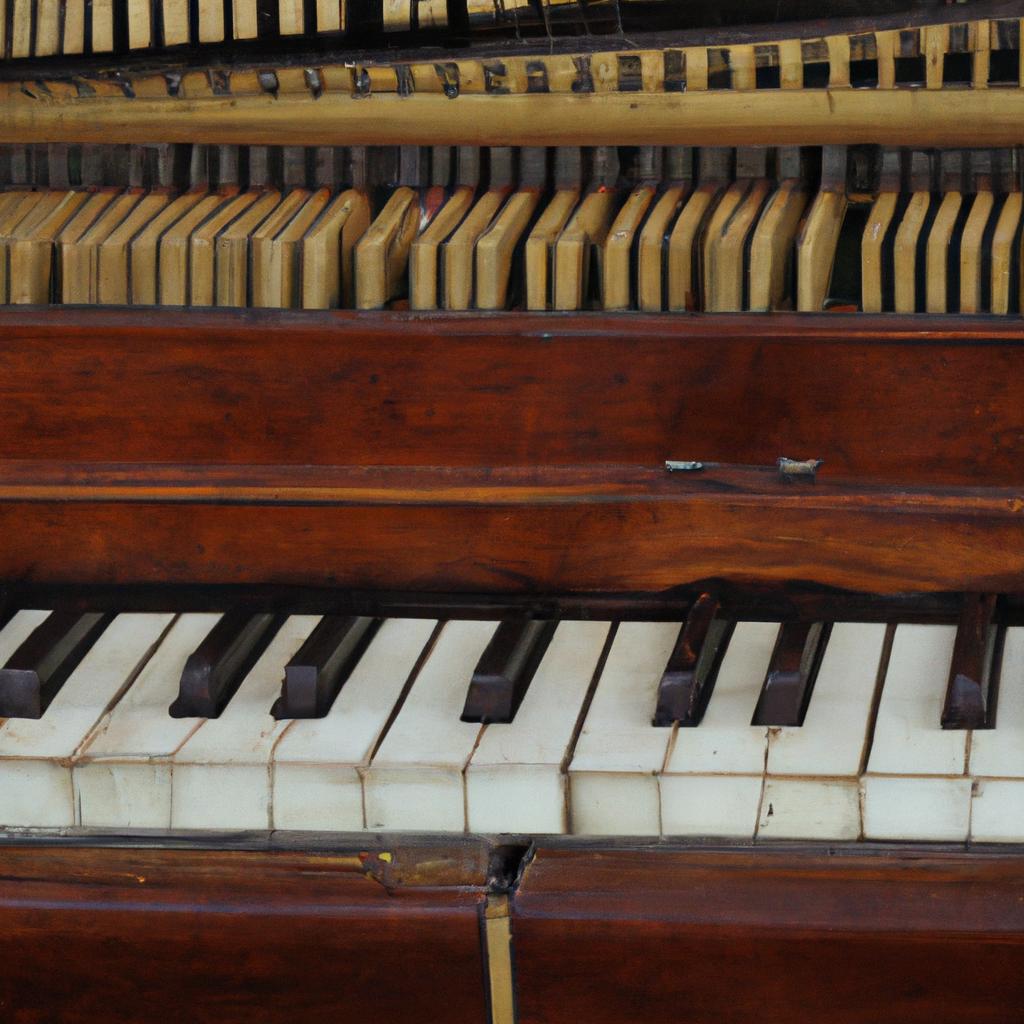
[661,621,775,838]
[251,188,329,308]
[475,188,542,311]
[0,615,173,829]
[127,0,152,49]
[467,621,610,834]
[525,190,580,311]
[8,190,92,304]
[130,190,211,304]
[444,186,510,310]
[667,148,731,311]
[409,186,474,310]
[162,0,190,45]
[552,190,620,311]
[232,0,257,38]
[272,618,436,831]
[58,191,134,304]
[300,188,371,309]
[603,184,656,312]
[279,0,304,33]
[171,617,319,830]
[215,190,282,306]
[74,614,221,828]
[863,625,971,841]
[993,192,1023,314]
[758,623,886,840]
[569,622,681,836]
[188,192,262,307]
[861,150,901,314]
[748,169,808,311]
[34,0,61,55]
[354,187,421,310]
[796,146,847,311]
[968,627,1024,840]
[159,191,242,306]
[363,621,498,831]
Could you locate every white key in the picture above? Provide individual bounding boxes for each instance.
[272,618,436,831]
[0,614,173,828]
[864,624,970,840]
[759,623,886,840]
[466,621,610,834]
[74,613,220,828]
[171,616,318,830]
[363,620,494,831]
[568,622,680,836]
[0,610,52,662]
[970,627,1024,841]
[661,621,775,838]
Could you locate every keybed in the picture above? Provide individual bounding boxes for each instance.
[0,141,1021,315]
[0,599,1021,841]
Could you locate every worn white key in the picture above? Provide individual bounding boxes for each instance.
[661,621,775,838]
[970,627,1024,841]
[74,614,220,828]
[171,616,318,830]
[363,620,494,831]
[0,610,52,663]
[863,624,970,840]
[759,623,886,840]
[466,621,610,834]
[569,622,680,836]
[0,614,173,828]
[272,618,436,831]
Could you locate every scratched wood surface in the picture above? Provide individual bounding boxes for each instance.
[0,842,492,1023]
[1,309,1023,595]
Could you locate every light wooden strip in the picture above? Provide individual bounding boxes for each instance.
[10,0,31,56]
[9,191,91,303]
[162,0,189,45]
[215,190,282,307]
[189,192,261,307]
[279,0,303,34]
[300,188,371,310]
[5,89,1024,148]
[443,188,508,310]
[316,0,342,32]
[160,193,239,306]
[198,0,224,41]
[893,192,931,313]
[960,190,994,314]
[34,0,61,55]
[797,189,847,312]
[525,190,578,311]
[63,0,85,52]
[409,186,474,310]
[684,47,708,91]
[748,179,808,312]
[602,185,655,311]
[875,30,898,89]
[553,189,620,311]
[778,38,803,89]
[667,184,719,312]
[382,0,411,31]
[636,185,689,312]
[90,0,114,50]
[706,178,771,312]
[97,193,173,305]
[250,188,317,308]
[130,191,209,305]
[729,45,756,90]
[0,0,6,61]
[484,897,516,1024]
[925,192,962,314]
[991,192,1022,314]
[924,24,949,90]
[475,188,542,311]
[233,0,257,39]
[973,20,991,89]
[826,34,851,88]
[354,187,419,310]
[127,0,152,49]
[861,191,899,313]
[57,191,131,304]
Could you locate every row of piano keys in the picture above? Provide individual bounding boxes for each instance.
[0,142,1021,314]
[3,4,1021,87]
[0,600,1019,841]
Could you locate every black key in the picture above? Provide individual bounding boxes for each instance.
[653,594,733,727]
[942,593,1002,730]
[169,610,284,719]
[272,615,379,719]
[461,619,557,724]
[751,621,831,727]
[0,610,113,719]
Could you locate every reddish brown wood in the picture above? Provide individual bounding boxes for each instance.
[2,309,1024,595]
[513,845,1024,1024]
[0,843,491,1024]
[943,593,1001,730]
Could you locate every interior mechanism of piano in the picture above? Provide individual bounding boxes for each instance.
[3,2,1024,1020]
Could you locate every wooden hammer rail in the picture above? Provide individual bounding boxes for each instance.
[2,13,1024,146]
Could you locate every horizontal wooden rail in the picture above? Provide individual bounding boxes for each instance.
[3,87,1024,147]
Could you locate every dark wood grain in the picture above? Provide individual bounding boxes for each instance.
[513,845,1024,1024]
[0,843,491,1024]
[751,620,830,727]
[942,593,1001,730]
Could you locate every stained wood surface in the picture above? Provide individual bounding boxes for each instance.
[1,308,1024,594]
[0,842,491,1023]
[514,845,1024,1024]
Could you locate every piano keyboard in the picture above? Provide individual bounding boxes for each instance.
[0,605,1021,842]
[4,1,1013,62]
[0,142,1021,314]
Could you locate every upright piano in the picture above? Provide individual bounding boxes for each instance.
[0,0,1023,1020]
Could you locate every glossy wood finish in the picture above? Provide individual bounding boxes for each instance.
[513,844,1024,1024]
[1,309,1024,595]
[0,841,493,1024]
[942,593,1001,729]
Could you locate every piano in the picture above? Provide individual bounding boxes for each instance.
[1,0,1023,1020]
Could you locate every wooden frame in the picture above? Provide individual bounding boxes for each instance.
[2,308,1024,595]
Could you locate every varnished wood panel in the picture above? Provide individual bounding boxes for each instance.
[1,308,1023,487]
[513,846,1024,1024]
[0,844,490,1024]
